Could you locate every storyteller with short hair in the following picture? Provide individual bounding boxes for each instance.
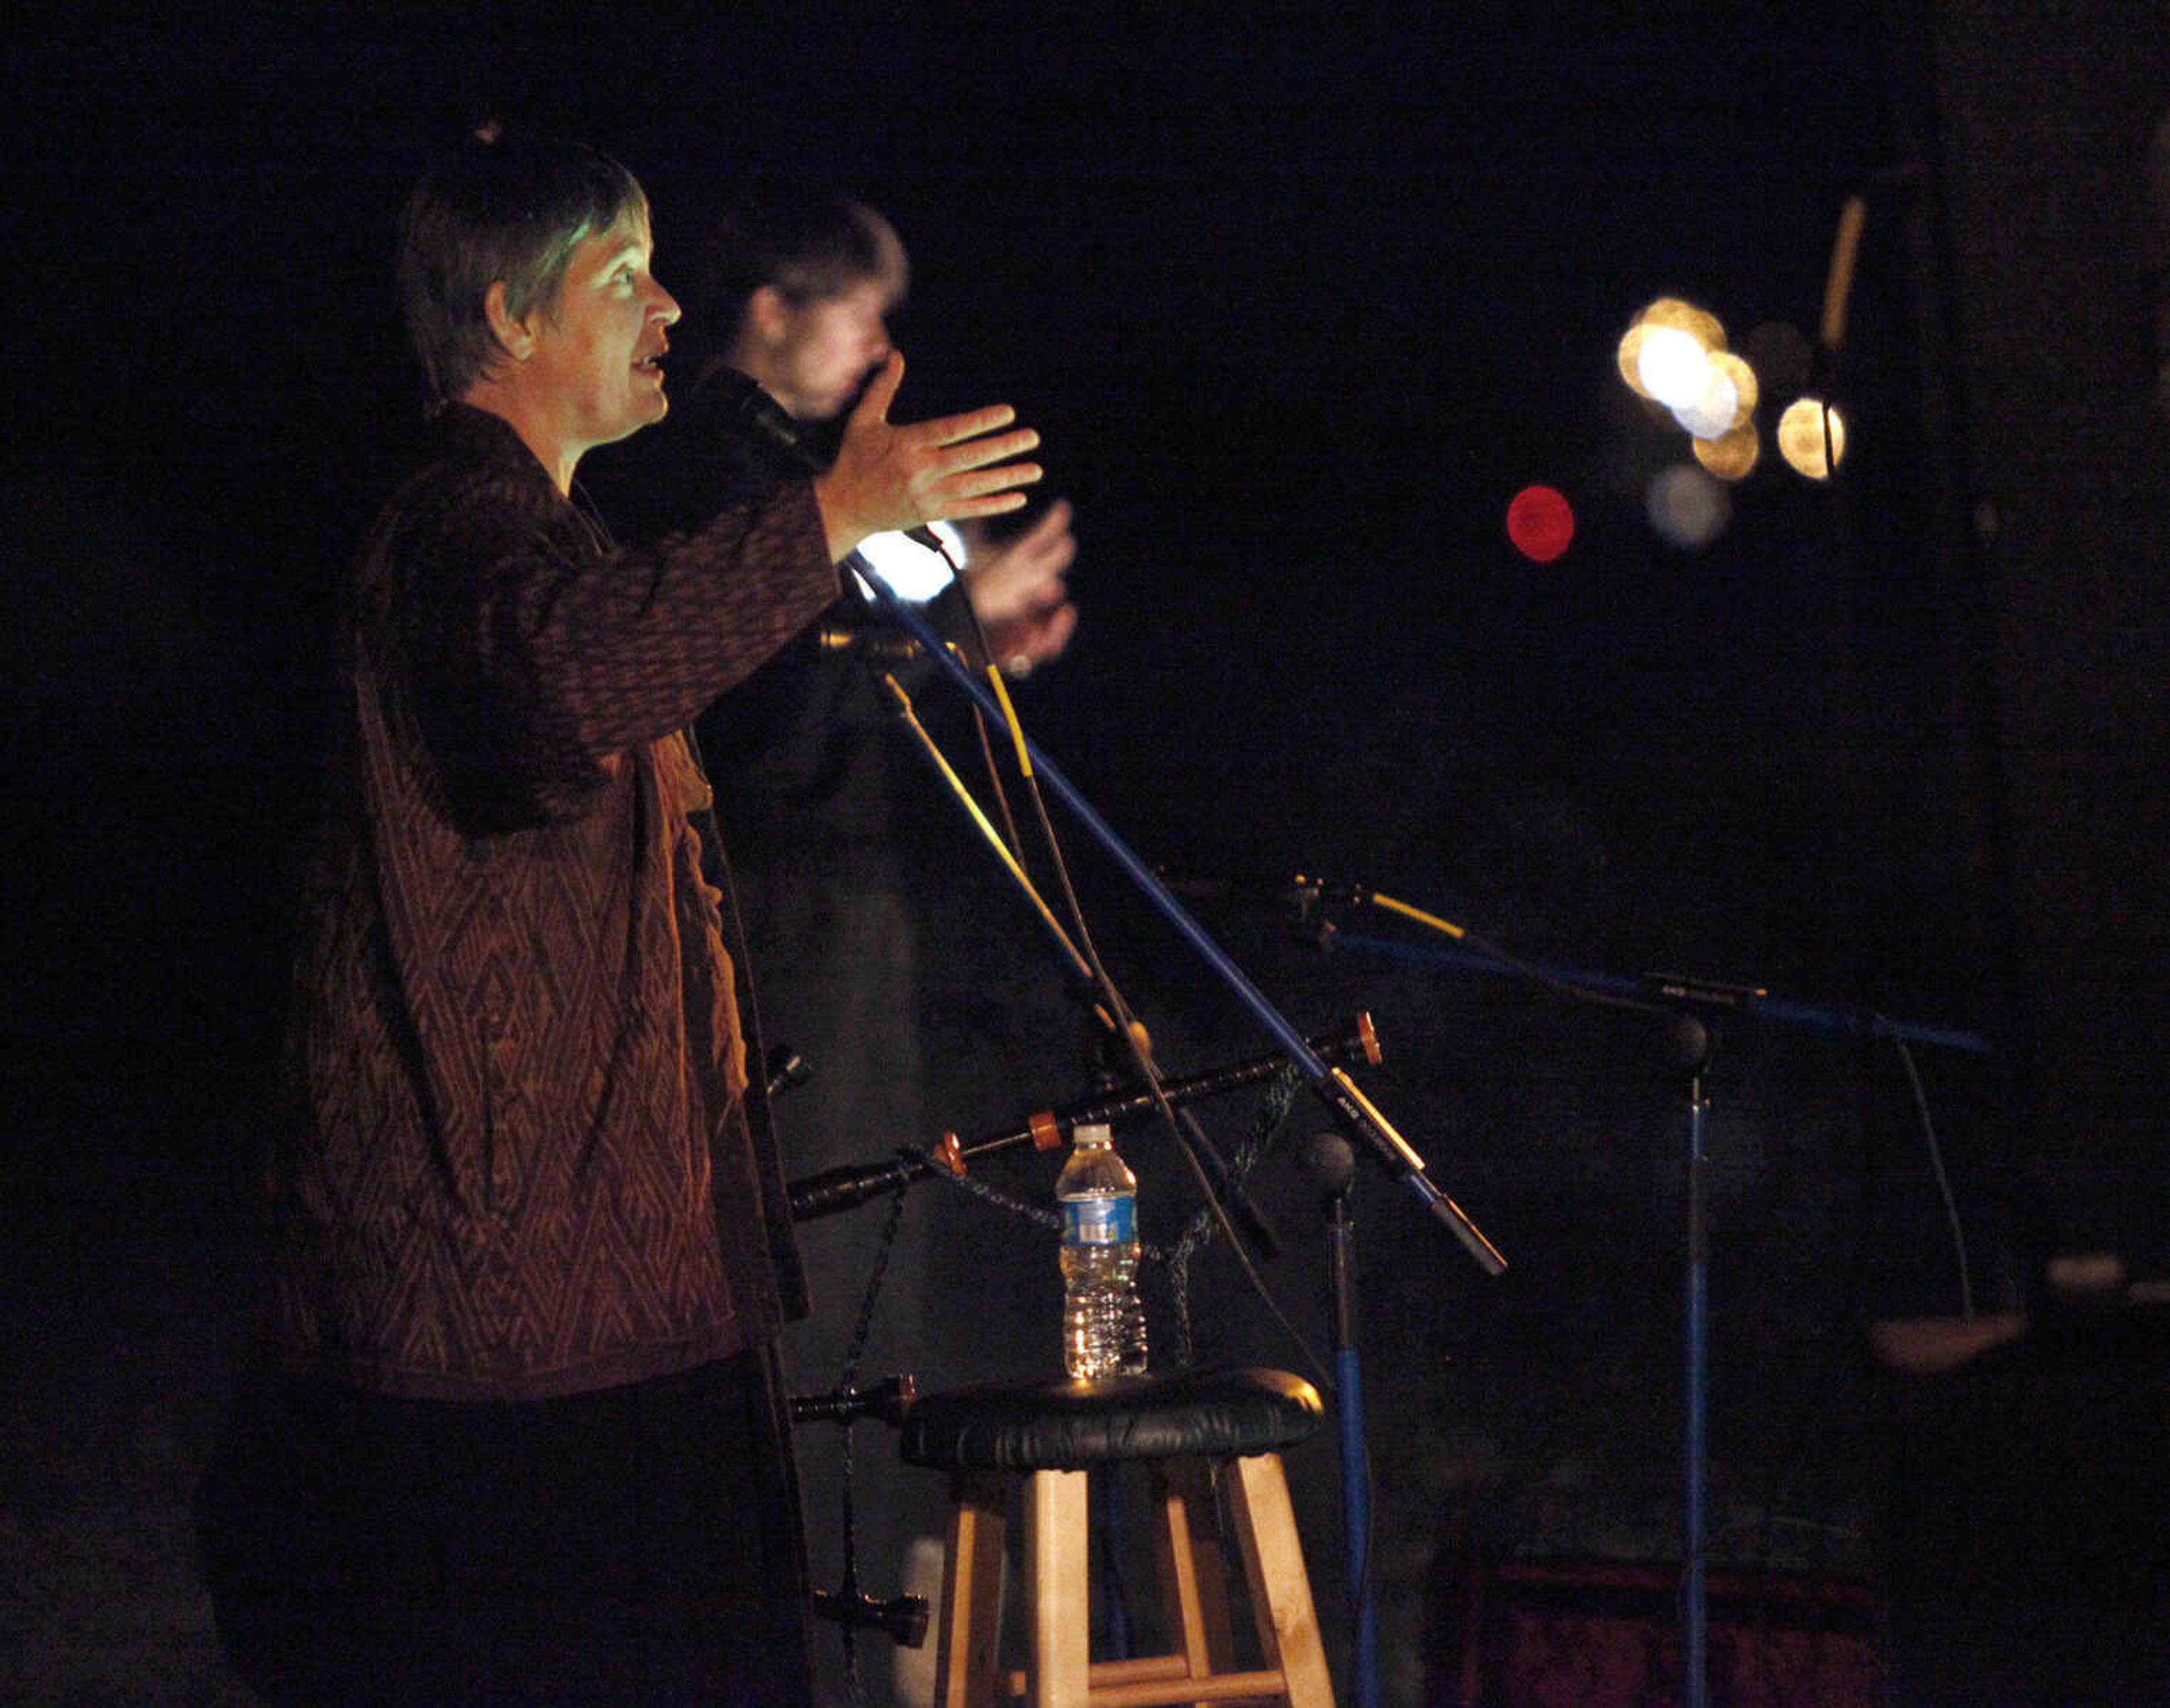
[196,125,1041,1705]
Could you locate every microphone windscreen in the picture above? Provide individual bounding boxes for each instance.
[1299,1130,1357,1199]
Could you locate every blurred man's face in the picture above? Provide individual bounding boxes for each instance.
[756,279,893,422]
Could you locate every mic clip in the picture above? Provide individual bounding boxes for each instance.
[789,1372,919,1428]
[1287,874,1368,949]
[812,1588,930,1650]
[818,620,923,662]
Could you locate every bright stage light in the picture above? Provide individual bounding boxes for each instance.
[1638,326,1714,410]
[1708,352,1757,428]
[848,520,964,602]
[1618,297,1760,446]
[1669,361,1739,439]
[1776,398,1847,479]
[1692,421,1760,481]
[1615,294,1812,534]
[1640,296,1727,351]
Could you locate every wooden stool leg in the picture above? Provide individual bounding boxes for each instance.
[1223,1454,1337,1708]
[1149,1458,1240,1685]
[1024,1468,1091,1707]
[936,1471,1010,1707]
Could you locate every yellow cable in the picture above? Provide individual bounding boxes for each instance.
[1369,891,1467,940]
[986,663,1034,779]
[881,674,1088,985]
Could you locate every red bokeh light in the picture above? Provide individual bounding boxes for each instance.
[1507,484,1575,563]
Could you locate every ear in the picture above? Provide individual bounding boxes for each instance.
[746,283,795,348]
[483,281,537,362]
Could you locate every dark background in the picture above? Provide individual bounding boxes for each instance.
[7,5,2169,1704]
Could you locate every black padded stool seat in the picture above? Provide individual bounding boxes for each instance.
[899,1366,1326,1473]
[900,1367,1337,1706]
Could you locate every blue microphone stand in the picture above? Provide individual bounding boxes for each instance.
[1314,924,1988,1708]
[1655,1001,1726,1708]
[1303,1130,1381,1708]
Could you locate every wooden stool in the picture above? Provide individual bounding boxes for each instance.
[899,1367,1336,1707]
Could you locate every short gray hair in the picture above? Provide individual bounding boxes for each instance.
[396,125,649,414]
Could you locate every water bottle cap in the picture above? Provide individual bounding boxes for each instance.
[1073,1121,1112,1146]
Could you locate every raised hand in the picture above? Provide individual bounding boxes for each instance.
[814,352,1043,560]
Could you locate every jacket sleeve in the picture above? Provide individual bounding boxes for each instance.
[376,453,843,831]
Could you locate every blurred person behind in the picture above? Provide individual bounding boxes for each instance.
[581,177,1080,1691]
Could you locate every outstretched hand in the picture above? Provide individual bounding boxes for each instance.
[814,352,1043,561]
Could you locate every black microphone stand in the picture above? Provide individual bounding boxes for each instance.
[788,1016,1384,1223]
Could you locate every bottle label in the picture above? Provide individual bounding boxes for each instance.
[1062,1194,1136,1245]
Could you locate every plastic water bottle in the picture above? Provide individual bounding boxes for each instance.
[1057,1122,1148,1378]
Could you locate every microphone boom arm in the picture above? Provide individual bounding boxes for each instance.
[789,1015,1385,1223]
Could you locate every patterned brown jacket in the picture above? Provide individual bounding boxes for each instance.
[266,405,842,1401]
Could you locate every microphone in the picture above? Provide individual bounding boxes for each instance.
[715,366,947,554]
[763,1042,812,1101]
[1313,1068,1506,1275]
[1298,1130,1357,1203]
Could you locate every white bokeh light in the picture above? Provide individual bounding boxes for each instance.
[1670,365,1741,439]
[1776,398,1847,479]
[1636,326,1712,409]
[1646,462,1731,548]
[847,520,964,603]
